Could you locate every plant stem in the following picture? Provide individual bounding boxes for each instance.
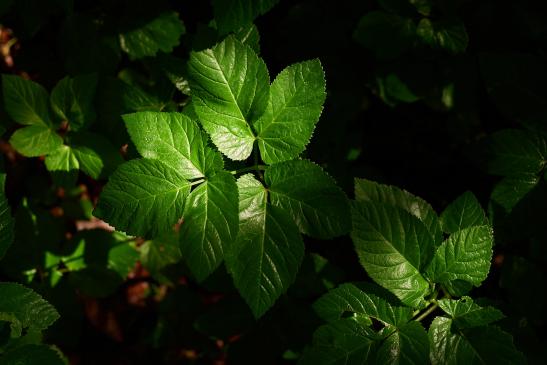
[415,302,439,322]
[189,179,205,186]
[230,165,267,175]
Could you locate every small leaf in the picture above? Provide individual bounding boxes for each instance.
[313,282,413,326]
[0,344,66,365]
[212,0,279,35]
[119,12,185,60]
[50,74,98,131]
[375,321,429,365]
[255,60,326,164]
[429,316,526,365]
[9,126,63,157]
[140,234,182,282]
[124,111,223,180]
[94,159,191,238]
[485,129,547,177]
[426,225,493,287]
[0,282,59,338]
[70,131,123,179]
[355,178,442,244]
[44,145,80,187]
[440,191,488,234]
[417,18,468,54]
[491,175,539,213]
[266,159,351,239]
[188,36,269,160]
[437,297,505,329]
[226,174,304,318]
[180,171,239,282]
[351,201,433,307]
[2,74,52,127]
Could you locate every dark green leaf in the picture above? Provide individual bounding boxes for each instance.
[491,175,539,213]
[0,178,14,260]
[375,321,429,365]
[266,160,351,239]
[180,172,239,282]
[437,297,504,329]
[440,191,488,234]
[0,344,65,365]
[212,0,279,35]
[417,18,468,54]
[50,74,97,131]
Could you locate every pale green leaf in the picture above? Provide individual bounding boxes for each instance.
[44,145,80,187]
[9,126,63,157]
[255,60,325,164]
[351,201,433,307]
[124,111,223,180]
[94,159,191,238]
[180,172,239,282]
[226,174,304,318]
[2,74,52,127]
[119,12,185,60]
[212,0,279,35]
[440,191,488,234]
[437,297,504,329]
[188,36,269,160]
[0,282,59,338]
[266,159,350,239]
[355,178,442,244]
[429,317,525,365]
[426,225,493,286]
[313,282,413,326]
[70,131,123,179]
[50,74,97,131]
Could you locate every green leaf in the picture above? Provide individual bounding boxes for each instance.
[355,178,442,244]
[313,283,413,326]
[212,0,279,35]
[44,145,80,187]
[124,111,223,180]
[94,159,191,238]
[119,12,185,60]
[485,129,547,177]
[2,75,52,127]
[234,23,261,54]
[50,74,97,131]
[491,175,539,213]
[440,191,488,234]
[180,172,239,282]
[266,160,350,239]
[226,174,304,318]
[0,179,14,260]
[437,297,504,329]
[70,131,123,179]
[299,318,378,365]
[375,321,429,365]
[9,126,63,157]
[426,225,493,287]
[417,18,468,54]
[351,201,433,307]
[0,282,59,338]
[188,36,269,160]
[255,60,326,164]
[429,317,526,365]
[0,344,66,365]
[354,11,416,59]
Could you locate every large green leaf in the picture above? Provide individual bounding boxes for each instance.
[0,344,65,365]
[255,60,326,164]
[180,172,239,282]
[429,317,525,365]
[0,282,59,338]
[440,191,488,234]
[313,283,413,326]
[437,297,504,329]
[50,74,97,131]
[299,318,378,365]
[351,201,433,307]
[266,160,350,239]
[119,12,185,60]
[226,174,304,318]
[2,75,52,127]
[375,321,429,365]
[485,129,547,177]
[0,177,14,260]
[9,126,63,157]
[94,159,191,238]
[355,178,442,244]
[124,112,223,180]
[212,0,279,35]
[426,225,493,286]
[70,131,123,179]
[188,36,269,160]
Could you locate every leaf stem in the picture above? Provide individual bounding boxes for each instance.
[230,165,267,175]
[189,179,205,186]
[415,302,439,322]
